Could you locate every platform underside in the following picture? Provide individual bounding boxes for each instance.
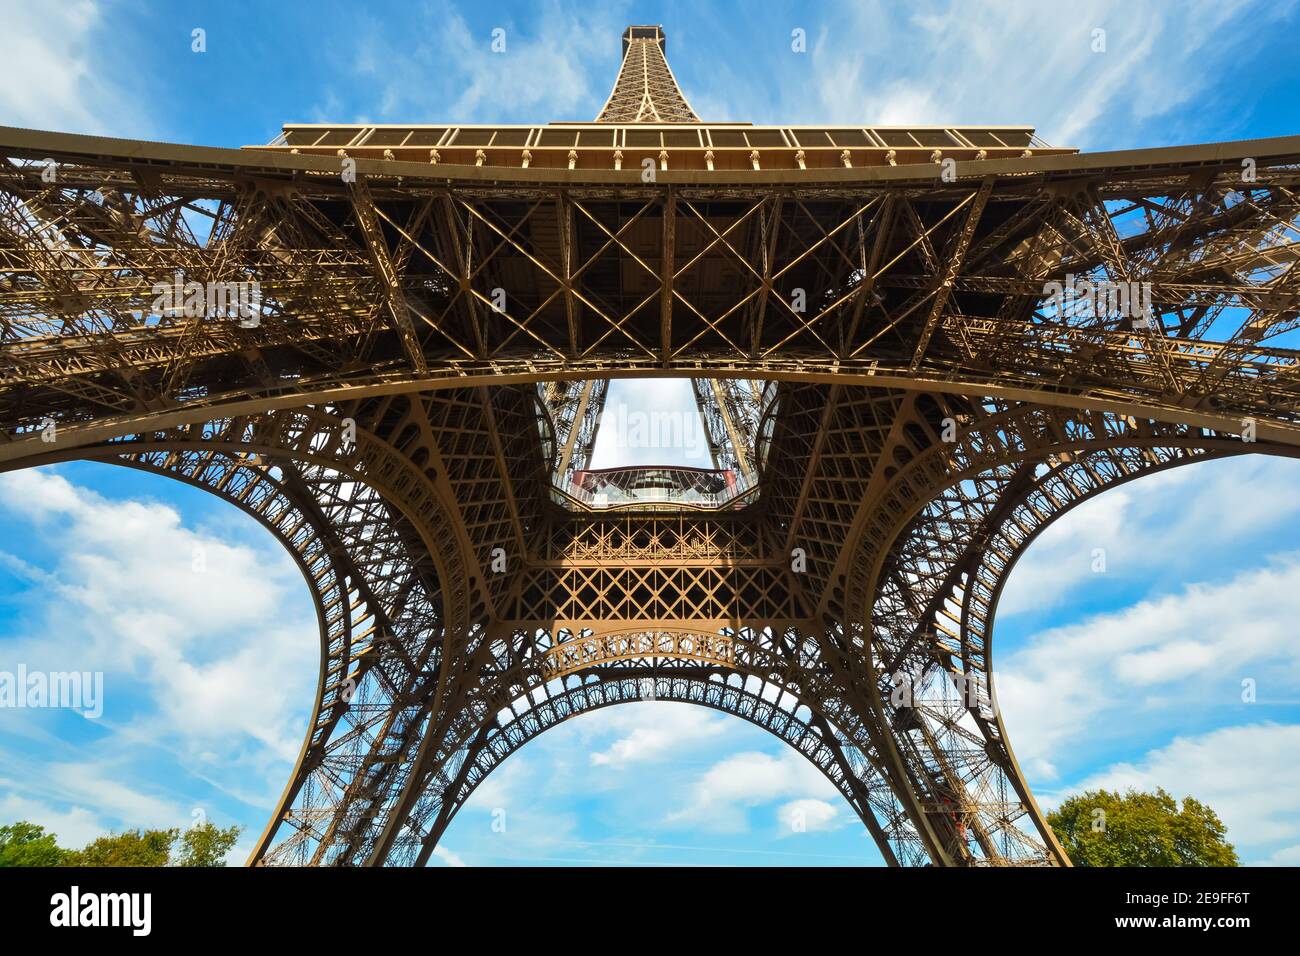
[2,120,1299,865]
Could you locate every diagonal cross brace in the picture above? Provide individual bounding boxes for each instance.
[909,179,994,372]
[350,177,428,374]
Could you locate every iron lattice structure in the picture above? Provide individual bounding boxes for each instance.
[2,24,1299,866]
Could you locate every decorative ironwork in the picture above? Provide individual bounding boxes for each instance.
[1,24,1297,866]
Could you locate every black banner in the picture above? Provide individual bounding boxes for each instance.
[0,864,1279,942]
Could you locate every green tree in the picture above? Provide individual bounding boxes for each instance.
[1048,788,1239,866]
[67,827,177,867]
[0,821,73,867]
[0,818,244,866]
[175,822,241,867]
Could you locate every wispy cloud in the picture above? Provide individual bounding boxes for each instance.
[0,468,315,760]
[999,455,1300,618]
[667,749,840,833]
[0,466,315,846]
[679,0,1295,147]
[589,704,733,767]
[316,0,627,125]
[0,0,150,135]
[999,552,1300,781]
[1040,723,1300,864]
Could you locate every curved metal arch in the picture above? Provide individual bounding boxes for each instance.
[831,405,1157,863]
[452,674,879,857]
[351,619,939,866]
[9,366,1300,478]
[7,405,475,866]
[845,402,1272,633]
[863,423,1294,683]
[104,450,372,864]
[953,442,1300,821]
[390,666,904,868]
[838,399,1300,866]
[3,442,415,862]
[957,447,1241,686]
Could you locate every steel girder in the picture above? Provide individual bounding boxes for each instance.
[3,129,1300,464]
[596,26,700,124]
[3,118,1300,866]
[542,377,607,486]
[10,384,1294,866]
[691,376,763,478]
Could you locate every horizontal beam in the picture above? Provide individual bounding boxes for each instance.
[6,360,1300,468]
[3,124,1297,188]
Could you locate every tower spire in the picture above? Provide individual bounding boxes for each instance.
[595,25,699,123]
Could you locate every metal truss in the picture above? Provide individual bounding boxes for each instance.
[596,26,700,124]
[541,378,606,487]
[691,376,763,478]
[2,25,1299,867]
[2,128,1298,460]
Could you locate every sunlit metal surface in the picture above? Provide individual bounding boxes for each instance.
[1,23,1297,867]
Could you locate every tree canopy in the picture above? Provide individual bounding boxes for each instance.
[0,820,241,867]
[1047,788,1239,867]
[0,821,72,867]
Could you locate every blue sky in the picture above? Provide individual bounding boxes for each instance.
[2,0,1299,866]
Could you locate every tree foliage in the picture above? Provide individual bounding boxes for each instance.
[0,820,242,867]
[1047,788,1239,867]
[68,828,178,867]
[175,822,241,867]
[0,821,73,867]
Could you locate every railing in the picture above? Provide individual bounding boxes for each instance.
[258,124,1074,172]
[553,465,757,511]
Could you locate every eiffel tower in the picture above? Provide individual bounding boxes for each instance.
[2,24,1298,867]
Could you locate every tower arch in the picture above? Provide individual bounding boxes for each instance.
[1,20,1297,867]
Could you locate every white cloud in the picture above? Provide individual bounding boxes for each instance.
[449,794,583,865]
[463,753,523,813]
[588,703,734,767]
[0,758,191,849]
[0,768,253,863]
[40,762,187,831]
[447,703,863,862]
[1044,723,1300,863]
[0,790,105,849]
[776,798,842,837]
[997,483,1135,617]
[0,468,315,759]
[0,466,316,845]
[433,844,468,867]
[0,0,148,135]
[667,749,840,833]
[1262,844,1300,865]
[997,551,1300,779]
[328,0,624,125]
[714,0,1291,148]
[1000,456,1300,618]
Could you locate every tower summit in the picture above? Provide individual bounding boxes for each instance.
[261,23,1069,171]
[2,24,1298,868]
[596,25,700,123]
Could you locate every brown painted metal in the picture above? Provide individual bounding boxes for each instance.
[1,25,1297,866]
